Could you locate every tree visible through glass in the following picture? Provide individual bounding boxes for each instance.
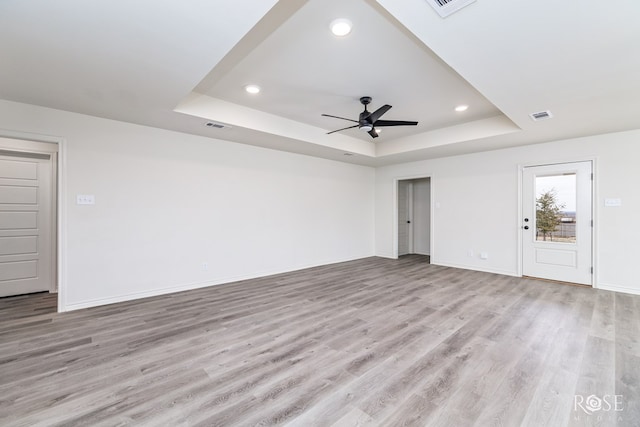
[535,174,576,243]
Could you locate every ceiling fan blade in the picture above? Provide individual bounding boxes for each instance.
[368,129,379,138]
[327,125,358,135]
[366,104,392,123]
[373,120,418,127]
[321,113,358,123]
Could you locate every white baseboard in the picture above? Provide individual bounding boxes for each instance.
[62,279,224,312]
[431,260,519,277]
[596,283,640,296]
[61,254,374,312]
[375,252,396,259]
[375,252,430,259]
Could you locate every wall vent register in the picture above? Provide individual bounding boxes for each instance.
[205,122,231,129]
[529,110,554,121]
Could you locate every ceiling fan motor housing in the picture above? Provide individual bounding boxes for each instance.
[359,97,373,131]
[358,112,373,131]
[322,96,418,138]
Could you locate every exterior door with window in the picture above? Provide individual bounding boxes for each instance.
[522,161,592,285]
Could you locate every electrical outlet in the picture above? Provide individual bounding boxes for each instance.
[480,252,489,260]
[202,262,209,271]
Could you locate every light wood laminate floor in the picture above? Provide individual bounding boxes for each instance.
[1,255,639,426]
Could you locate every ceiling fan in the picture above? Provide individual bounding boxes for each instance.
[322,96,418,139]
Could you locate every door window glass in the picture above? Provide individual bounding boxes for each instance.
[535,174,576,243]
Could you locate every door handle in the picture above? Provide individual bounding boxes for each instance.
[523,225,529,230]
[407,220,411,224]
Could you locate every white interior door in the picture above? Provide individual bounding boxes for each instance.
[412,178,431,256]
[0,154,53,297]
[522,161,592,285]
[397,181,412,256]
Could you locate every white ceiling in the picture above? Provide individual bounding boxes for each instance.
[1,0,639,166]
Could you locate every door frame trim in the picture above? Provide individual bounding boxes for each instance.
[517,157,597,287]
[393,174,433,259]
[0,129,67,311]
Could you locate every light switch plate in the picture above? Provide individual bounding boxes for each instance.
[604,198,622,207]
[77,194,95,205]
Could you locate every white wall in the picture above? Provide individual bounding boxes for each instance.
[0,100,375,311]
[375,129,640,295]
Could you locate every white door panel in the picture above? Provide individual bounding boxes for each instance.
[0,260,38,281]
[0,236,38,256]
[0,186,38,203]
[522,161,592,285]
[397,181,410,256]
[0,158,37,179]
[0,155,52,297]
[412,179,431,256]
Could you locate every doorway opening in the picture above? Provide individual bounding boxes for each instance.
[0,137,59,309]
[397,177,431,262]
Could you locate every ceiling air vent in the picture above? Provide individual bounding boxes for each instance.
[205,121,231,129]
[425,0,476,18]
[529,111,553,121]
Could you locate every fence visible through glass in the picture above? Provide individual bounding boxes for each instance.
[535,173,576,243]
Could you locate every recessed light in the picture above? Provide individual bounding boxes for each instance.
[455,105,469,112]
[330,19,352,37]
[244,84,261,94]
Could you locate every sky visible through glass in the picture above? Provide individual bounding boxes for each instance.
[536,174,576,212]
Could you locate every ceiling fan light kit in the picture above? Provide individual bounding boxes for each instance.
[322,96,418,139]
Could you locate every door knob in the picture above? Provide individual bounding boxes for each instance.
[407,220,411,224]
[524,225,529,230]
